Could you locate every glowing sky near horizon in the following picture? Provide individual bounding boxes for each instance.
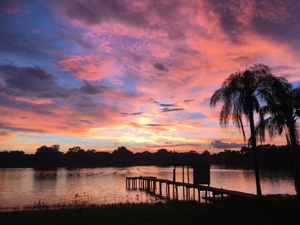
[1,0,300,153]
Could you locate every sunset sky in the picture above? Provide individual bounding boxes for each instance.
[1,0,300,154]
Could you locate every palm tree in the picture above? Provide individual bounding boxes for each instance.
[257,83,300,199]
[210,64,287,199]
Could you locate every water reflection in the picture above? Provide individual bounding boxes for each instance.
[34,172,58,180]
[0,166,296,208]
[0,168,34,207]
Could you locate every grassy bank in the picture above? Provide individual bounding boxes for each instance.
[1,196,300,225]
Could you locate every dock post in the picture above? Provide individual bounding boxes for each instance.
[172,183,174,199]
[187,166,189,184]
[173,165,176,200]
[141,179,143,190]
[182,166,185,200]
[152,180,155,194]
[159,182,162,197]
[193,188,195,201]
[147,179,150,192]
[187,166,190,200]
[166,183,168,199]
[152,180,154,194]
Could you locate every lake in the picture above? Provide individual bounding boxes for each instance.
[0,165,295,209]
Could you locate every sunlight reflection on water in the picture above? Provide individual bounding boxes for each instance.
[0,165,295,208]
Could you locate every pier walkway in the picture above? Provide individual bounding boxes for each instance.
[126,176,256,203]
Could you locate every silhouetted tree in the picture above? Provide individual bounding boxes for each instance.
[241,146,252,154]
[202,150,210,156]
[112,146,133,157]
[210,63,287,199]
[157,149,168,154]
[155,149,173,165]
[111,146,134,166]
[135,151,153,165]
[68,146,84,153]
[65,146,84,166]
[258,83,300,198]
[35,145,63,166]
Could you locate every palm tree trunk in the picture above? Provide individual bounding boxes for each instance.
[288,123,300,200]
[249,110,262,199]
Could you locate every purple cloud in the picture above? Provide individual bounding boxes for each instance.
[0,121,45,133]
[153,62,168,71]
[210,140,244,149]
[161,108,184,113]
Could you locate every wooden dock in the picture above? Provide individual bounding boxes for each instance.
[126,176,256,203]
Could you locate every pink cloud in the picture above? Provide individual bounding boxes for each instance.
[109,77,123,85]
[146,144,201,148]
[54,55,113,80]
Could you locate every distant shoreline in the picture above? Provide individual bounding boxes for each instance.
[0,144,294,171]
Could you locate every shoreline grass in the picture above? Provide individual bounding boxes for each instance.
[1,195,300,225]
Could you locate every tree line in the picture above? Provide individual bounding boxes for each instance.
[0,144,293,170]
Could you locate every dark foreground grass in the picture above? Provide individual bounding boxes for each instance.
[1,196,300,225]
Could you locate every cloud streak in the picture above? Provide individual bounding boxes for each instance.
[210,140,245,149]
[146,144,201,148]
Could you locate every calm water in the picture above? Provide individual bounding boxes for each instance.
[0,165,295,208]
